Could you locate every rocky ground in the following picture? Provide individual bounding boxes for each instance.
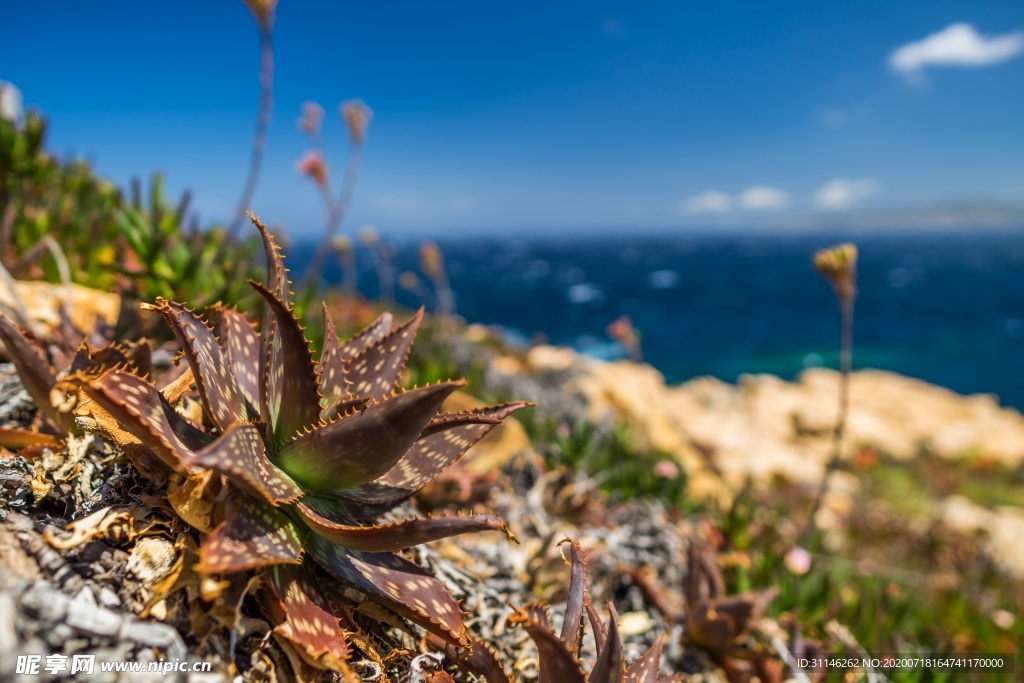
[2,325,1023,681]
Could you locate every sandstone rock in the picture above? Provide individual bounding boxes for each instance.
[937,496,1024,579]
[0,280,120,337]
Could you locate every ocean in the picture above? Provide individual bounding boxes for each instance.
[291,230,1024,410]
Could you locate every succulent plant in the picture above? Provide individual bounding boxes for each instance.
[54,213,528,668]
[504,539,666,683]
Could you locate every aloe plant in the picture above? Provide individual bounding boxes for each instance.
[56,213,528,667]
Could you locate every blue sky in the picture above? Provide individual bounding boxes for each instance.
[2,1,1023,235]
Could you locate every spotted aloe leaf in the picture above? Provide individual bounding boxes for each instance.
[345,308,423,401]
[339,311,393,359]
[460,636,512,683]
[215,306,261,409]
[190,422,303,505]
[589,603,624,683]
[196,492,304,574]
[0,314,68,431]
[316,303,350,407]
[250,213,293,428]
[340,402,527,506]
[306,533,468,647]
[250,211,291,305]
[320,394,369,423]
[266,562,349,666]
[73,369,212,471]
[509,604,586,683]
[251,282,321,444]
[276,381,464,491]
[143,299,250,431]
[624,636,665,683]
[296,496,509,551]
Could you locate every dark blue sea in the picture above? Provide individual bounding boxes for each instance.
[292,230,1024,411]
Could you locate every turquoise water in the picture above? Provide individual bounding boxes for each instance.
[292,230,1024,410]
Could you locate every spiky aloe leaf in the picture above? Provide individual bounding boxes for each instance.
[317,303,350,407]
[586,601,609,655]
[73,369,212,471]
[125,340,153,379]
[320,394,369,423]
[339,311,393,359]
[191,423,303,505]
[276,381,464,491]
[0,314,68,431]
[341,402,527,505]
[306,534,468,647]
[509,604,586,683]
[251,282,321,444]
[250,212,291,305]
[559,539,587,656]
[196,492,304,574]
[68,342,128,375]
[250,214,294,429]
[266,562,348,665]
[624,635,665,683]
[296,496,509,551]
[589,603,624,683]
[345,308,422,401]
[461,636,511,683]
[143,299,249,431]
[215,306,261,409]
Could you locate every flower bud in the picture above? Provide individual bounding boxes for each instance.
[340,99,373,145]
[813,243,858,303]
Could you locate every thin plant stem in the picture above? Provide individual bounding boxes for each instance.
[800,295,853,547]
[301,142,363,288]
[226,25,274,244]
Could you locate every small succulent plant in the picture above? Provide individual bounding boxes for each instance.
[506,540,665,683]
[434,540,665,683]
[54,214,528,668]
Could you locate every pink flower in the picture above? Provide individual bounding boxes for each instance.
[655,460,679,478]
[784,546,812,575]
[295,150,327,187]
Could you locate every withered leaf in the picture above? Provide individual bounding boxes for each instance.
[76,369,212,471]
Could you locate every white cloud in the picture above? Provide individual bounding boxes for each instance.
[815,178,879,210]
[738,186,789,210]
[890,23,1024,76]
[679,189,732,214]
